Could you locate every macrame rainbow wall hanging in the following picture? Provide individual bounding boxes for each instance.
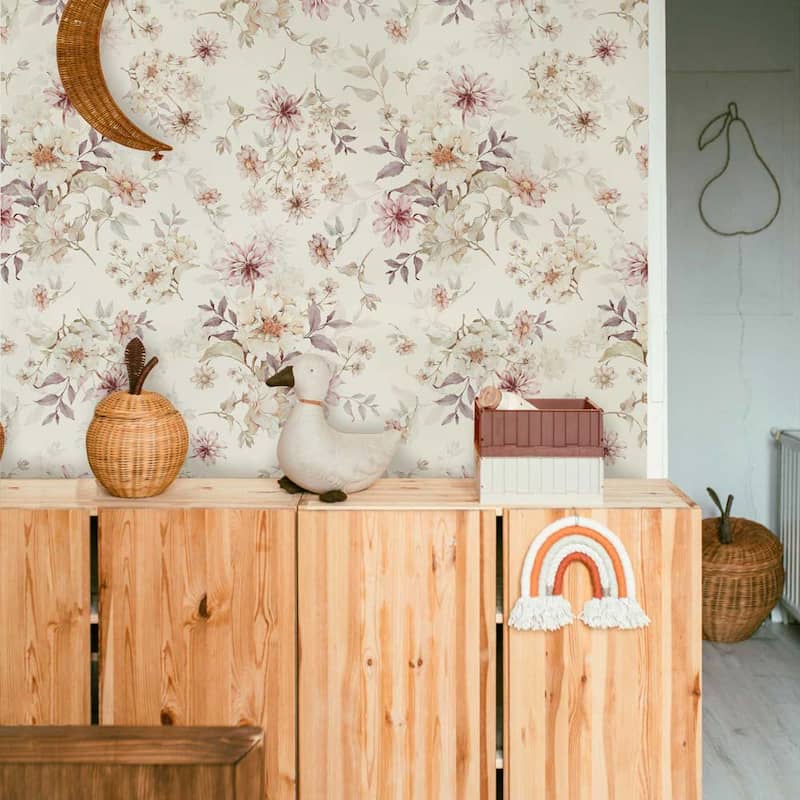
[508,516,650,631]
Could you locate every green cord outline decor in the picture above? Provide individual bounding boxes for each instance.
[697,102,781,237]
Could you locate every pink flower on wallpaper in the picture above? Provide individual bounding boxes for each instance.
[619,242,648,287]
[191,29,226,64]
[590,29,625,65]
[284,189,316,223]
[112,311,138,343]
[512,310,535,344]
[636,144,649,178]
[221,239,273,291]
[1,195,16,241]
[445,67,499,123]
[258,86,303,134]
[301,0,338,20]
[594,187,621,207]
[195,187,222,207]
[432,285,450,310]
[508,167,548,207]
[308,234,334,267]
[372,194,415,246]
[31,284,49,311]
[191,428,227,464]
[385,18,409,42]
[568,110,602,141]
[167,109,202,141]
[107,170,147,207]
[236,145,266,180]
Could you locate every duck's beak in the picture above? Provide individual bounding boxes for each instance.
[266,365,295,388]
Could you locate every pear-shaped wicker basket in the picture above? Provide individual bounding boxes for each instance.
[86,391,188,498]
[0,422,5,460]
[702,516,784,642]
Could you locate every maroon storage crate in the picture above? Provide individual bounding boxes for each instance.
[474,397,603,458]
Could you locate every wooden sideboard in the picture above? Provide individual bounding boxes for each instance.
[0,478,701,800]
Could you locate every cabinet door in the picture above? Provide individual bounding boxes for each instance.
[504,507,702,800]
[298,509,496,800]
[99,509,296,800]
[0,509,90,724]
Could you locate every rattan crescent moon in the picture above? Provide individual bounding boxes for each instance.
[56,0,172,156]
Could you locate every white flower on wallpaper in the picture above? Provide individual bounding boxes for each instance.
[0,0,649,478]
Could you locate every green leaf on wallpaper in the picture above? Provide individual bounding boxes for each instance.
[226,97,245,117]
[109,220,128,240]
[71,172,109,192]
[600,340,645,364]
[346,86,379,101]
[471,172,508,192]
[201,340,244,363]
[509,218,528,239]
[345,66,371,78]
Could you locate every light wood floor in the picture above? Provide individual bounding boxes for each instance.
[703,622,800,800]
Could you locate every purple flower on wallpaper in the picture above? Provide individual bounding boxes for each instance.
[191,428,227,464]
[602,431,627,465]
[1,195,16,242]
[301,0,338,20]
[221,239,273,291]
[590,29,625,65]
[372,194,415,246]
[445,67,499,123]
[568,110,602,142]
[191,29,226,65]
[619,242,648,287]
[258,86,303,134]
[94,366,129,398]
[43,80,74,123]
[497,366,540,398]
[284,189,317,223]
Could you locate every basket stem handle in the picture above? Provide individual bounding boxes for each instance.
[706,487,734,544]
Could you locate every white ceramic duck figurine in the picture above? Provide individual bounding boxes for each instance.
[266,354,402,502]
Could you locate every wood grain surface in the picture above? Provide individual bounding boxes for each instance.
[0,478,300,511]
[98,509,295,800]
[0,509,90,724]
[1,477,694,511]
[504,506,702,800]
[298,508,495,800]
[0,726,263,800]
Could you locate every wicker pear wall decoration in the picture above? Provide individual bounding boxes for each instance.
[56,0,171,157]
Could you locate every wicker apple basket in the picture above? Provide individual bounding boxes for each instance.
[702,489,784,643]
[85,339,188,498]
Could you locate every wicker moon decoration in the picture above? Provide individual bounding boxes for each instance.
[56,0,171,157]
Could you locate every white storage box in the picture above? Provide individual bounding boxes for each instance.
[474,397,604,506]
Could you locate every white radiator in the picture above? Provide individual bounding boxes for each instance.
[777,430,800,622]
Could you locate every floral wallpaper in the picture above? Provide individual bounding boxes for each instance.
[0,0,649,479]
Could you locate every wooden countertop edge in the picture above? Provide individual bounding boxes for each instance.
[0,726,264,764]
[0,477,695,511]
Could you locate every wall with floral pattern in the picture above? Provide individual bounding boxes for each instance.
[0,0,649,479]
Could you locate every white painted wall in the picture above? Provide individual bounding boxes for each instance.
[667,0,800,526]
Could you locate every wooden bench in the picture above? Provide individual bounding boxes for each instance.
[0,726,264,800]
